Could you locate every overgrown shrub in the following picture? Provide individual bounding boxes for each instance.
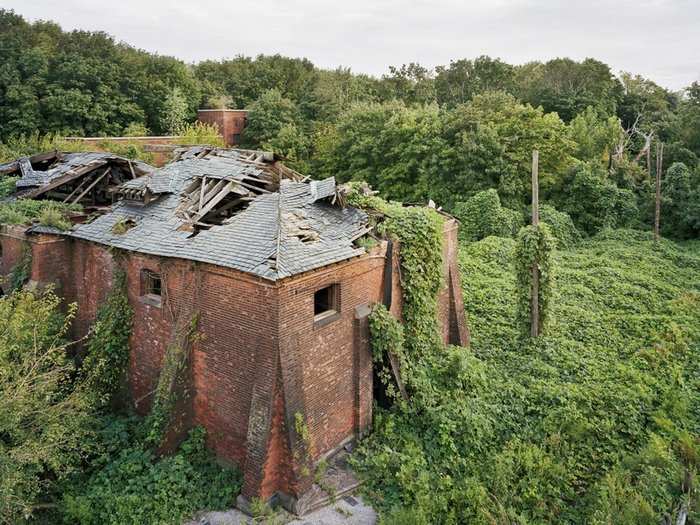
[514,223,556,337]
[62,426,242,525]
[178,121,225,147]
[452,189,522,242]
[0,290,91,524]
[660,162,700,239]
[0,200,81,229]
[549,163,639,235]
[538,204,581,249]
[0,177,17,198]
[356,231,700,524]
[82,269,134,408]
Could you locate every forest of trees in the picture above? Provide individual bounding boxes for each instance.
[2,7,700,525]
[2,9,700,241]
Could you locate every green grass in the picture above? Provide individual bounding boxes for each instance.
[355,229,700,524]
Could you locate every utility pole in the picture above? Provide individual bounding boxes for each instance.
[531,150,539,337]
[654,142,664,242]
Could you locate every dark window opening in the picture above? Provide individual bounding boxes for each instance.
[143,270,162,297]
[314,284,339,324]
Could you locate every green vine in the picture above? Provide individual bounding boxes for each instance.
[384,207,444,357]
[82,268,134,408]
[347,184,444,361]
[5,243,32,293]
[368,304,407,402]
[514,223,556,337]
[144,314,199,446]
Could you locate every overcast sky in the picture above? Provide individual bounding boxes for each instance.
[3,0,699,91]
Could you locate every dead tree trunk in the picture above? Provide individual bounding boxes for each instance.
[531,150,540,338]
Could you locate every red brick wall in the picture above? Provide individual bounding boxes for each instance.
[272,250,386,493]
[0,226,27,290]
[437,219,470,346]
[191,266,278,466]
[197,110,248,146]
[1,217,468,512]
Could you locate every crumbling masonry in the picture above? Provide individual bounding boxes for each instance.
[0,147,469,514]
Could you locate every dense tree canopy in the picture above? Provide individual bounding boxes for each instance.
[2,8,697,241]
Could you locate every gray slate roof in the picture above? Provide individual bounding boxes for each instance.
[68,149,369,281]
[0,152,153,189]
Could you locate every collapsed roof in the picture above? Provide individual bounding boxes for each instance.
[69,147,371,281]
[0,151,154,206]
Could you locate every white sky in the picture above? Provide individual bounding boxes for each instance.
[2,0,699,91]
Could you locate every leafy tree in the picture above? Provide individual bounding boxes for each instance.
[549,163,639,234]
[0,291,93,523]
[304,67,379,122]
[439,91,575,209]
[660,162,700,239]
[380,63,435,105]
[262,122,311,173]
[313,100,443,202]
[241,88,302,148]
[674,82,700,162]
[160,87,189,135]
[514,58,622,122]
[434,56,515,107]
[568,106,624,166]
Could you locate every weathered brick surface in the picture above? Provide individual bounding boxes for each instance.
[1,216,468,512]
[197,110,248,147]
[437,219,470,346]
[0,226,28,290]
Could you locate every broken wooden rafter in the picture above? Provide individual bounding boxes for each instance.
[71,167,111,204]
[22,160,109,199]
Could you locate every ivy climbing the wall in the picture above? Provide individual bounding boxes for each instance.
[368,304,407,403]
[5,243,32,293]
[143,314,199,446]
[347,183,444,361]
[514,223,556,337]
[82,268,134,408]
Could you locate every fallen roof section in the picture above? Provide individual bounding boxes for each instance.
[69,147,371,281]
[0,151,154,205]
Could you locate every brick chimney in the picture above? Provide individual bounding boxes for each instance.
[197,109,248,147]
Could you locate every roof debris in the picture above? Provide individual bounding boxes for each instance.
[0,151,154,207]
[66,147,372,281]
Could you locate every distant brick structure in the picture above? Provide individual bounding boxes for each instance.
[0,148,468,515]
[197,109,248,147]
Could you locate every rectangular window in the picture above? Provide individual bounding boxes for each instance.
[314,284,340,325]
[143,270,162,297]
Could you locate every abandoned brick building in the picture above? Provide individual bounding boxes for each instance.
[0,147,469,514]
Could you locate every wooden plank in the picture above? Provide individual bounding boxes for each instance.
[192,181,234,221]
[213,196,254,215]
[387,352,409,401]
[63,172,94,203]
[198,176,207,211]
[201,179,227,205]
[72,167,111,204]
[237,180,271,193]
[23,160,108,199]
[19,158,34,179]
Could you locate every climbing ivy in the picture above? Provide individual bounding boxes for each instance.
[368,304,407,403]
[143,314,199,446]
[514,223,556,337]
[82,268,134,408]
[384,207,444,357]
[5,243,32,293]
[347,184,444,360]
